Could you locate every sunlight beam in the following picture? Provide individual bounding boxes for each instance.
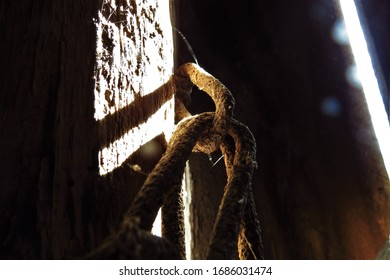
[339,0,390,179]
[94,0,174,175]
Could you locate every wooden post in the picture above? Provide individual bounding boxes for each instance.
[0,0,174,259]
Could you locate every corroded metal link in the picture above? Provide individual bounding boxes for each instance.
[207,119,258,259]
[87,63,261,260]
[162,177,186,259]
[221,130,264,260]
[238,189,264,260]
[125,113,214,231]
[175,63,235,154]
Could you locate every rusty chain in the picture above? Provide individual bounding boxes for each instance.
[87,63,264,260]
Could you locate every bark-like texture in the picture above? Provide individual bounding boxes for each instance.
[0,0,174,259]
[94,0,174,250]
[0,0,100,259]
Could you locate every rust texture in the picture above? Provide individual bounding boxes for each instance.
[206,119,260,259]
[162,177,186,259]
[175,63,235,154]
[88,63,263,259]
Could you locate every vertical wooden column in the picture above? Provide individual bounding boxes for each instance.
[0,0,174,259]
[92,0,175,253]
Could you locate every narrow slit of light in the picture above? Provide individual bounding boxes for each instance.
[339,0,390,179]
[151,165,192,260]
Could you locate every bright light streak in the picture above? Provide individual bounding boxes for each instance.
[151,208,162,236]
[340,0,390,179]
[95,0,175,175]
[183,162,193,260]
[151,165,192,260]
[98,101,174,175]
